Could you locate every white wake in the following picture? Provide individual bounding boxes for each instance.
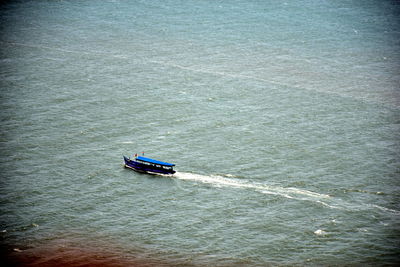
[173,172,400,215]
[174,172,330,203]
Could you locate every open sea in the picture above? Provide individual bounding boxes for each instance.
[1,0,399,266]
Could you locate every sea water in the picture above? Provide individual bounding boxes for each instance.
[0,0,399,266]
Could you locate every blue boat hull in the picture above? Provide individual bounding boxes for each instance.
[123,156,176,175]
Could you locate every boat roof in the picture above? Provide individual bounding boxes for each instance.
[136,156,175,167]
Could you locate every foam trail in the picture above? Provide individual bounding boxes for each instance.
[1,41,99,55]
[148,60,377,105]
[173,172,400,215]
[2,41,394,107]
[370,204,400,215]
[149,60,292,87]
[174,172,330,202]
[0,41,130,60]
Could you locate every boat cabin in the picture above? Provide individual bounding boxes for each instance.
[124,155,176,174]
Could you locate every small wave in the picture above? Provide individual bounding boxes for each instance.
[314,229,327,236]
[342,188,386,195]
[370,204,400,215]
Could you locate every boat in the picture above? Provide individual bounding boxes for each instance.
[123,155,176,175]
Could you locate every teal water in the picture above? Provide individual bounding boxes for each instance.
[1,0,399,266]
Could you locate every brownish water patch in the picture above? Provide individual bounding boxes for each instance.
[1,236,188,267]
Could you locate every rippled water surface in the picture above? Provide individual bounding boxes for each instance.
[1,0,399,266]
